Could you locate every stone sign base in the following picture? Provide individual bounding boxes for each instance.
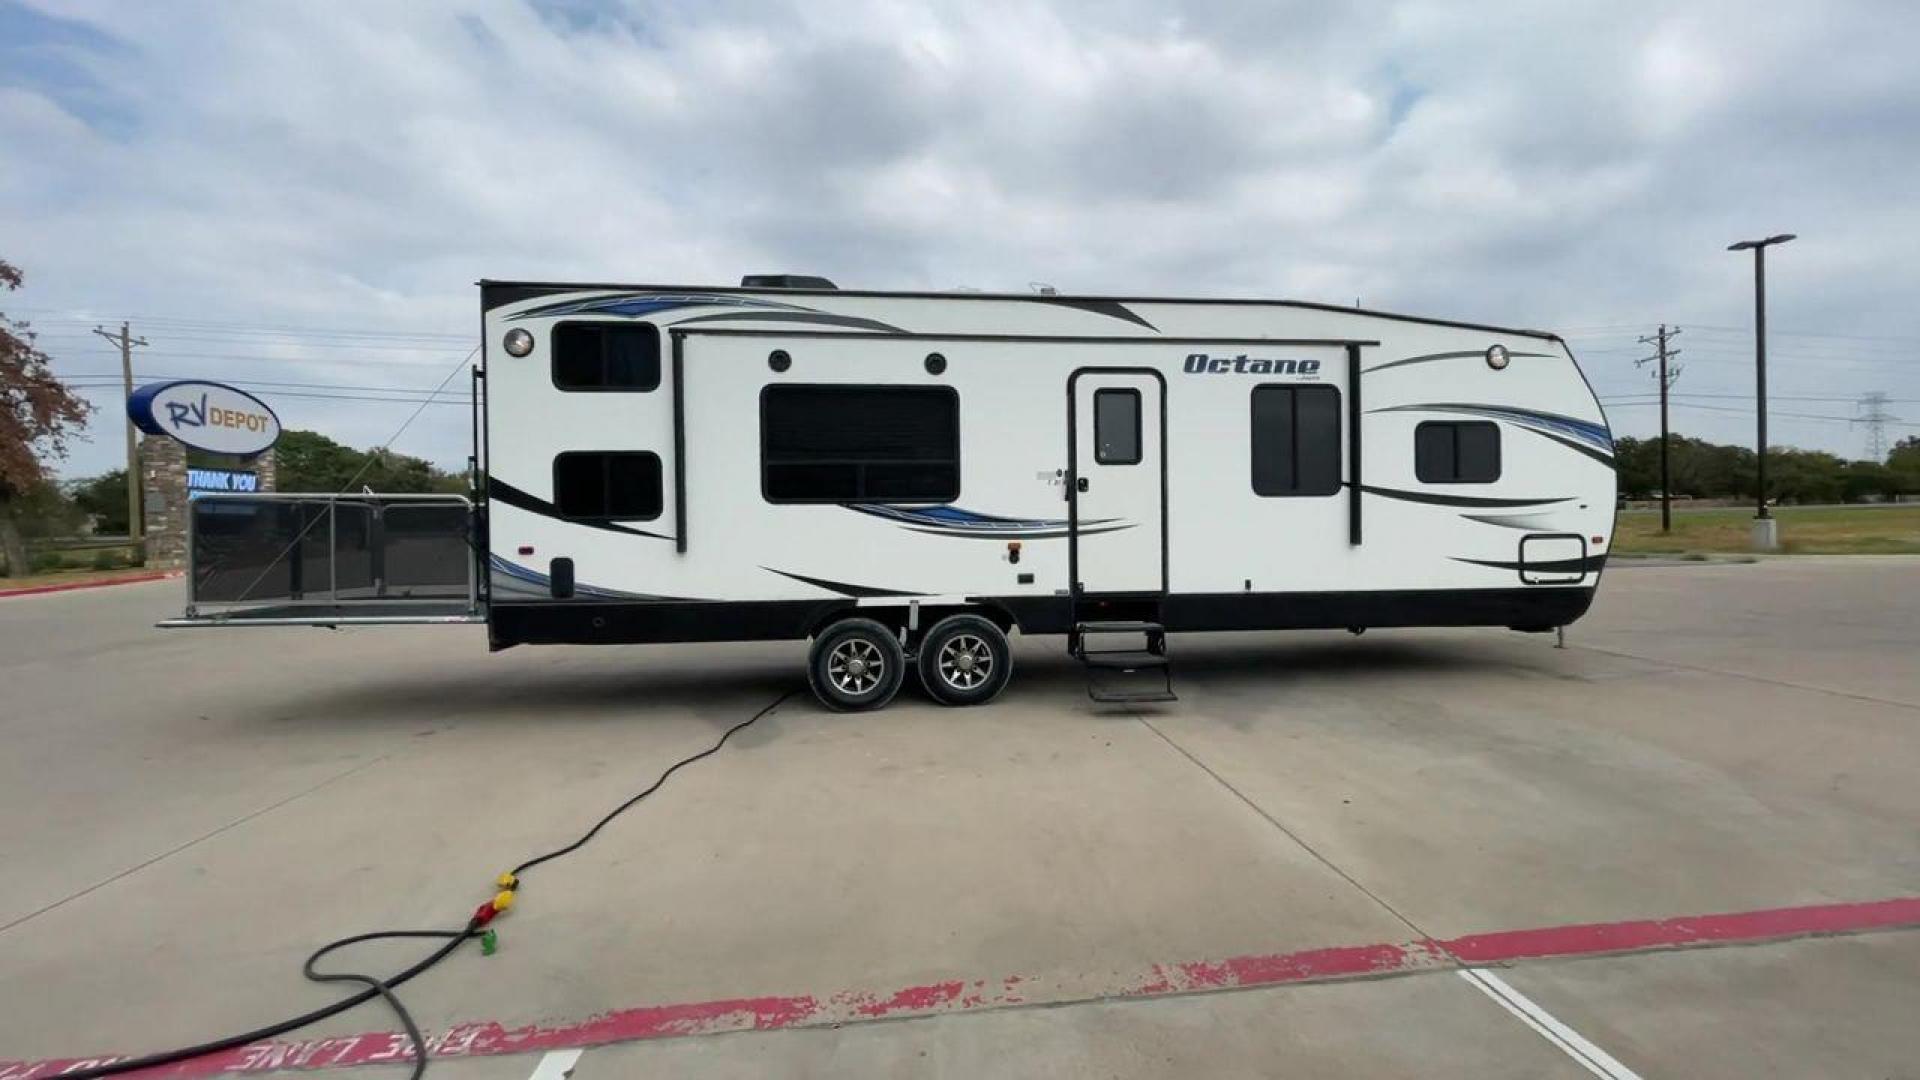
[141,435,276,570]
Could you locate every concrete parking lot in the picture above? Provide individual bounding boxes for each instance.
[4,557,1918,1078]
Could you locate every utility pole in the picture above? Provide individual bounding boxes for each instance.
[91,322,148,542]
[1854,391,1898,463]
[1635,325,1683,532]
[1727,233,1795,550]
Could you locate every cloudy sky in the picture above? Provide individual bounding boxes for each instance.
[4,0,1919,478]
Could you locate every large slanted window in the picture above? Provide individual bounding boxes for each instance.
[762,385,960,503]
[1251,384,1342,497]
[1415,421,1501,484]
[553,451,663,520]
[552,322,661,391]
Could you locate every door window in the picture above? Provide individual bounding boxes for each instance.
[1093,388,1142,465]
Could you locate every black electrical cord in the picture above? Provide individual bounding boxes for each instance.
[62,686,803,1080]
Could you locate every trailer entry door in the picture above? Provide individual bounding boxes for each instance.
[1069,369,1165,595]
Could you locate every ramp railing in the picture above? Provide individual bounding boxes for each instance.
[169,492,480,625]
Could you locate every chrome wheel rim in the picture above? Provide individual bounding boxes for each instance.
[828,638,886,696]
[937,633,994,691]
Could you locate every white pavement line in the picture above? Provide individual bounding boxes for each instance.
[1458,968,1644,1080]
[528,1048,584,1080]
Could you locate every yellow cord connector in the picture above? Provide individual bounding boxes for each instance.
[496,872,519,890]
[492,890,516,914]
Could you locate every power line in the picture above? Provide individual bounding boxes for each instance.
[1603,399,1919,426]
[1598,391,1920,404]
[60,378,470,407]
[9,307,467,341]
[37,335,473,355]
[1564,323,1920,347]
[60,373,474,396]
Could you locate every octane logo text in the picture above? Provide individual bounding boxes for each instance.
[1183,353,1321,376]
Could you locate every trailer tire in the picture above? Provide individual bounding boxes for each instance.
[808,617,906,712]
[916,613,1012,707]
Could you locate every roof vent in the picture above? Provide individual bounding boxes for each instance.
[741,274,836,289]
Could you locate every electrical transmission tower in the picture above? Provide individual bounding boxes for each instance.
[1854,391,1899,462]
[1636,325,1682,532]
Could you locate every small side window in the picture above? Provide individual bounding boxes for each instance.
[1093,388,1142,465]
[554,451,663,520]
[552,323,661,391]
[1415,421,1501,484]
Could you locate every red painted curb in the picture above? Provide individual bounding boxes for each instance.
[5,894,1917,1078]
[0,571,178,599]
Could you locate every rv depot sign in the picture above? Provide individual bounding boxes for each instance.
[127,379,283,570]
[128,380,281,457]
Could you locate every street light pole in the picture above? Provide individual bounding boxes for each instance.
[1727,233,1794,549]
[1753,246,1769,519]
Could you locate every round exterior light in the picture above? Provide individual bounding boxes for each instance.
[503,328,534,358]
[1486,344,1510,370]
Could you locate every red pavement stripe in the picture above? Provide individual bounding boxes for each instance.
[5,895,1917,1078]
[0,571,177,599]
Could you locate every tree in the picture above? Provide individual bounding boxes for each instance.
[1890,436,1920,495]
[272,428,464,494]
[1611,436,1659,498]
[0,258,93,575]
[69,468,131,535]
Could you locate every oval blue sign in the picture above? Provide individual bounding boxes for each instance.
[128,380,282,457]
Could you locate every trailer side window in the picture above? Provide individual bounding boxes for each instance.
[553,451,663,520]
[1093,388,1142,465]
[1251,384,1342,497]
[1415,421,1501,484]
[552,323,661,391]
[762,385,960,503]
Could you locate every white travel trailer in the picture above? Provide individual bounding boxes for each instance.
[169,277,1617,709]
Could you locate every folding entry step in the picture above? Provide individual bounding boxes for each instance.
[1069,621,1177,704]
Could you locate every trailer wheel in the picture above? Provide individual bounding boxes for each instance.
[808,618,906,711]
[916,613,1012,706]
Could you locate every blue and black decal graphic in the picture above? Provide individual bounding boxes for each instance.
[488,478,673,541]
[848,503,1131,540]
[1365,349,1554,375]
[763,568,923,598]
[1029,296,1158,331]
[1460,511,1562,530]
[489,555,693,601]
[506,292,904,333]
[1351,483,1573,509]
[1453,552,1609,576]
[1369,403,1614,463]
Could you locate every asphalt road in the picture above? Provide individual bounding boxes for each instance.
[3,558,1918,1078]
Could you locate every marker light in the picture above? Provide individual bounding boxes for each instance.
[1486,344,1510,370]
[503,328,534,357]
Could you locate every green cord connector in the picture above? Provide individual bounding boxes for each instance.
[480,928,498,956]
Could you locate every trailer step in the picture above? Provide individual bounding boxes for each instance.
[1078,650,1167,670]
[1087,683,1180,704]
[1070,621,1176,704]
